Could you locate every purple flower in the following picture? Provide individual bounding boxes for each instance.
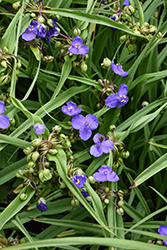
[68,36,89,55]
[52,17,58,27]
[37,198,47,212]
[105,84,129,108]
[123,0,130,6]
[0,101,10,129]
[158,225,167,246]
[72,114,98,141]
[62,101,81,116]
[47,26,59,43]
[93,165,119,182]
[111,61,129,77]
[80,188,91,207]
[21,20,39,41]
[71,174,87,188]
[38,25,47,38]
[34,123,46,135]
[90,133,114,157]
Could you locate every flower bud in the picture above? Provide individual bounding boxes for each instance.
[27,161,36,169]
[0,75,10,86]
[44,161,50,168]
[72,61,80,69]
[1,61,7,68]
[121,151,130,158]
[118,200,124,207]
[12,1,21,10]
[38,16,45,24]
[31,13,36,18]
[23,146,34,155]
[104,199,110,204]
[120,35,127,43]
[31,151,40,162]
[73,28,81,36]
[147,240,152,244]
[156,240,163,245]
[105,187,110,193]
[129,5,135,14]
[149,25,157,33]
[3,47,8,53]
[52,125,61,133]
[16,61,22,69]
[48,149,57,155]
[10,118,16,126]
[16,170,24,177]
[39,169,52,182]
[71,199,79,207]
[42,56,54,63]
[28,167,34,174]
[103,57,111,68]
[31,138,42,147]
[80,62,87,72]
[88,176,96,184]
[109,124,116,130]
[47,19,54,27]
[59,182,66,189]
[128,44,135,54]
[116,207,124,216]
[20,193,27,201]
[54,41,62,49]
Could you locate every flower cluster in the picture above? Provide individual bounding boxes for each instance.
[21,18,59,43]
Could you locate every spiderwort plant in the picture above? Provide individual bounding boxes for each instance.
[68,36,89,55]
[0,101,10,129]
[62,101,81,116]
[90,133,114,157]
[105,84,129,108]
[72,114,98,141]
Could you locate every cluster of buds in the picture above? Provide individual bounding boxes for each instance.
[107,125,130,168]
[0,48,21,86]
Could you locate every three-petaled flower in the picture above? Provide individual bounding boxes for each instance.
[0,101,10,129]
[105,84,129,108]
[68,36,89,55]
[158,225,167,246]
[111,61,129,77]
[90,133,114,157]
[72,114,98,141]
[34,123,46,135]
[71,174,87,188]
[37,198,47,212]
[123,0,130,6]
[62,101,81,116]
[22,20,46,41]
[93,165,119,182]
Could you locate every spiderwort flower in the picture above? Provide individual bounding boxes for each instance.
[72,114,98,141]
[34,123,46,135]
[68,36,89,55]
[158,225,167,246]
[71,174,87,188]
[37,198,47,212]
[47,26,59,43]
[21,20,39,41]
[123,0,130,6]
[105,84,129,108]
[109,16,118,30]
[62,101,81,116]
[111,61,129,77]
[0,101,10,129]
[93,165,119,182]
[90,133,114,157]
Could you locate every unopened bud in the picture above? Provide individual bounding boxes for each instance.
[80,62,87,72]
[27,161,36,169]
[103,57,111,68]
[31,13,36,18]
[120,35,127,43]
[105,187,110,193]
[1,61,7,68]
[42,56,54,63]
[71,199,79,207]
[16,61,22,69]
[3,47,8,53]
[12,1,21,10]
[59,182,66,189]
[121,151,130,158]
[47,19,54,27]
[104,199,110,204]
[31,138,42,147]
[39,169,52,182]
[10,118,16,126]
[20,193,27,201]
[38,16,45,24]
[16,170,24,177]
[54,41,61,49]
[23,146,34,155]
[48,149,57,155]
[31,151,40,162]
[156,240,163,245]
[52,125,61,133]
[73,28,81,36]
[116,207,124,216]
[118,200,124,207]
[88,176,96,184]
